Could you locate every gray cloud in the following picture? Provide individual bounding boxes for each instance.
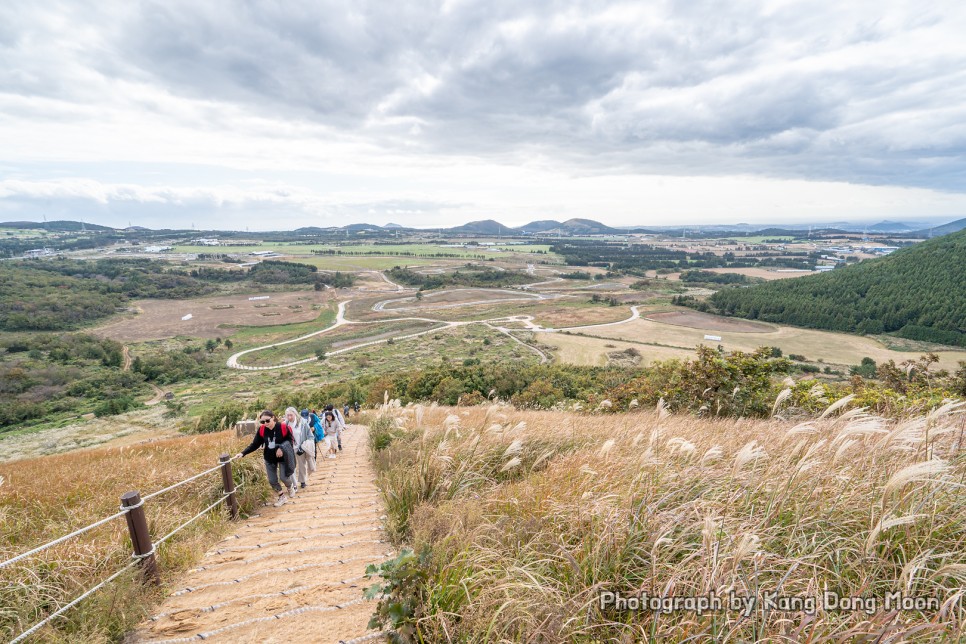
[0,178,468,229]
[1,0,965,200]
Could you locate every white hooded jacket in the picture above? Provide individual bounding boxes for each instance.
[284,408,314,451]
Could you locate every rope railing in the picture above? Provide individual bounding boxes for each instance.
[141,459,234,503]
[9,559,141,644]
[0,508,130,571]
[4,452,244,643]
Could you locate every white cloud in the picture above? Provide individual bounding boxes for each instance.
[1,1,965,229]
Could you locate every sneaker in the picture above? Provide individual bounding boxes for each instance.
[288,485,297,498]
[300,482,306,489]
[327,454,337,459]
[274,492,286,507]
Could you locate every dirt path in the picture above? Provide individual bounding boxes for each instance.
[123,345,133,371]
[135,425,390,644]
[145,383,166,406]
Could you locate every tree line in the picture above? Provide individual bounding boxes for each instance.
[387,266,534,290]
[695,230,966,347]
[0,259,352,332]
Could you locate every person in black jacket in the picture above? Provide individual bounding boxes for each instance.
[236,409,298,507]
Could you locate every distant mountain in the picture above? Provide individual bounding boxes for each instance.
[517,220,563,233]
[705,228,966,347]
[558,218,622,235]
[294,226,338,235]
[124,226,151,232]
[447,219,519,235]
[344,223,383,232]
[383,223,404,229]
[867,220,914,233]
[0,220,114,232]
[910,217,966,238]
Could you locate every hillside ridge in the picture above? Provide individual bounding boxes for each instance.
[701,228,966,346]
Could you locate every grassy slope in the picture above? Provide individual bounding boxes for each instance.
[0,430,270,642]
[369,404,966,641]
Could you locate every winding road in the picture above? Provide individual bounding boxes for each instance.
[225,273,643,371]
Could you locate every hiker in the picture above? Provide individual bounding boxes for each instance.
[236,410,297,507]
[353,401,360,413]
[303,408,323,459]
[322,411,340,459]
[325,404,346,451]
[343,403,350,419]
[286,407,316,489]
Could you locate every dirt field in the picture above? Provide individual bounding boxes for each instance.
[93,291,331,341]
[580,318,966,370]
[532,305,639,328]
[541,333,692,366]
[708,267,814,280]
[647,310,774,333]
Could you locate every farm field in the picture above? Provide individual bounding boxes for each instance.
[647,310,774,333]
[540,332,692,366]
[707,266,815,280]
[91,290,331,341]
[240,319,444,368]
[172,242,555,259]
[571,312,966,370]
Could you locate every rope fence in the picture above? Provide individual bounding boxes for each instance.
[3,453,244,643]
[0,508,130,571]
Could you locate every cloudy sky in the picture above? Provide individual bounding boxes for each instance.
[1,1,965,230]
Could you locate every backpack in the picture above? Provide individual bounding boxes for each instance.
[258,422,290,440]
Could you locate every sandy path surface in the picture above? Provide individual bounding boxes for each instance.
[135,425,390,644]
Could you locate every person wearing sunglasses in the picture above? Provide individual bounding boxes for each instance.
[236,409,298,507]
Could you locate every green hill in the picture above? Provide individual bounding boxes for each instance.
[0,220,114,232]
[701,229,966,347]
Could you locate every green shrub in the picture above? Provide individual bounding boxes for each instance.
[190,401,247,434]
[93,395,139,417]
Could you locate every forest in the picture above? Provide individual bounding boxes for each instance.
[386,265,534,290]
[699,229,966,347]
[0,259,347,331]
[549,240,816,271]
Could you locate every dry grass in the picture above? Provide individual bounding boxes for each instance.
[0,430,269,642]
[370,403,966,642]
[566,317,966,370]
[91,290,330,342]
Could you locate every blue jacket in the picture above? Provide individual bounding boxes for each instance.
[309,413,324,441]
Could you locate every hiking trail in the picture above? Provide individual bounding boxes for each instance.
[134,424,390,643]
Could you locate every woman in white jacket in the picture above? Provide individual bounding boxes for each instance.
[285,406,316,488]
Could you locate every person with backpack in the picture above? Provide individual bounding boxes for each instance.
[302,409,323,458]
[343,403,350,419]
[285,407,315,489]
[236,410,297,507]
[353,401,360,414]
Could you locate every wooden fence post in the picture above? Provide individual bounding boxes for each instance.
[120,491,160,585]
[220,454,239,520]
